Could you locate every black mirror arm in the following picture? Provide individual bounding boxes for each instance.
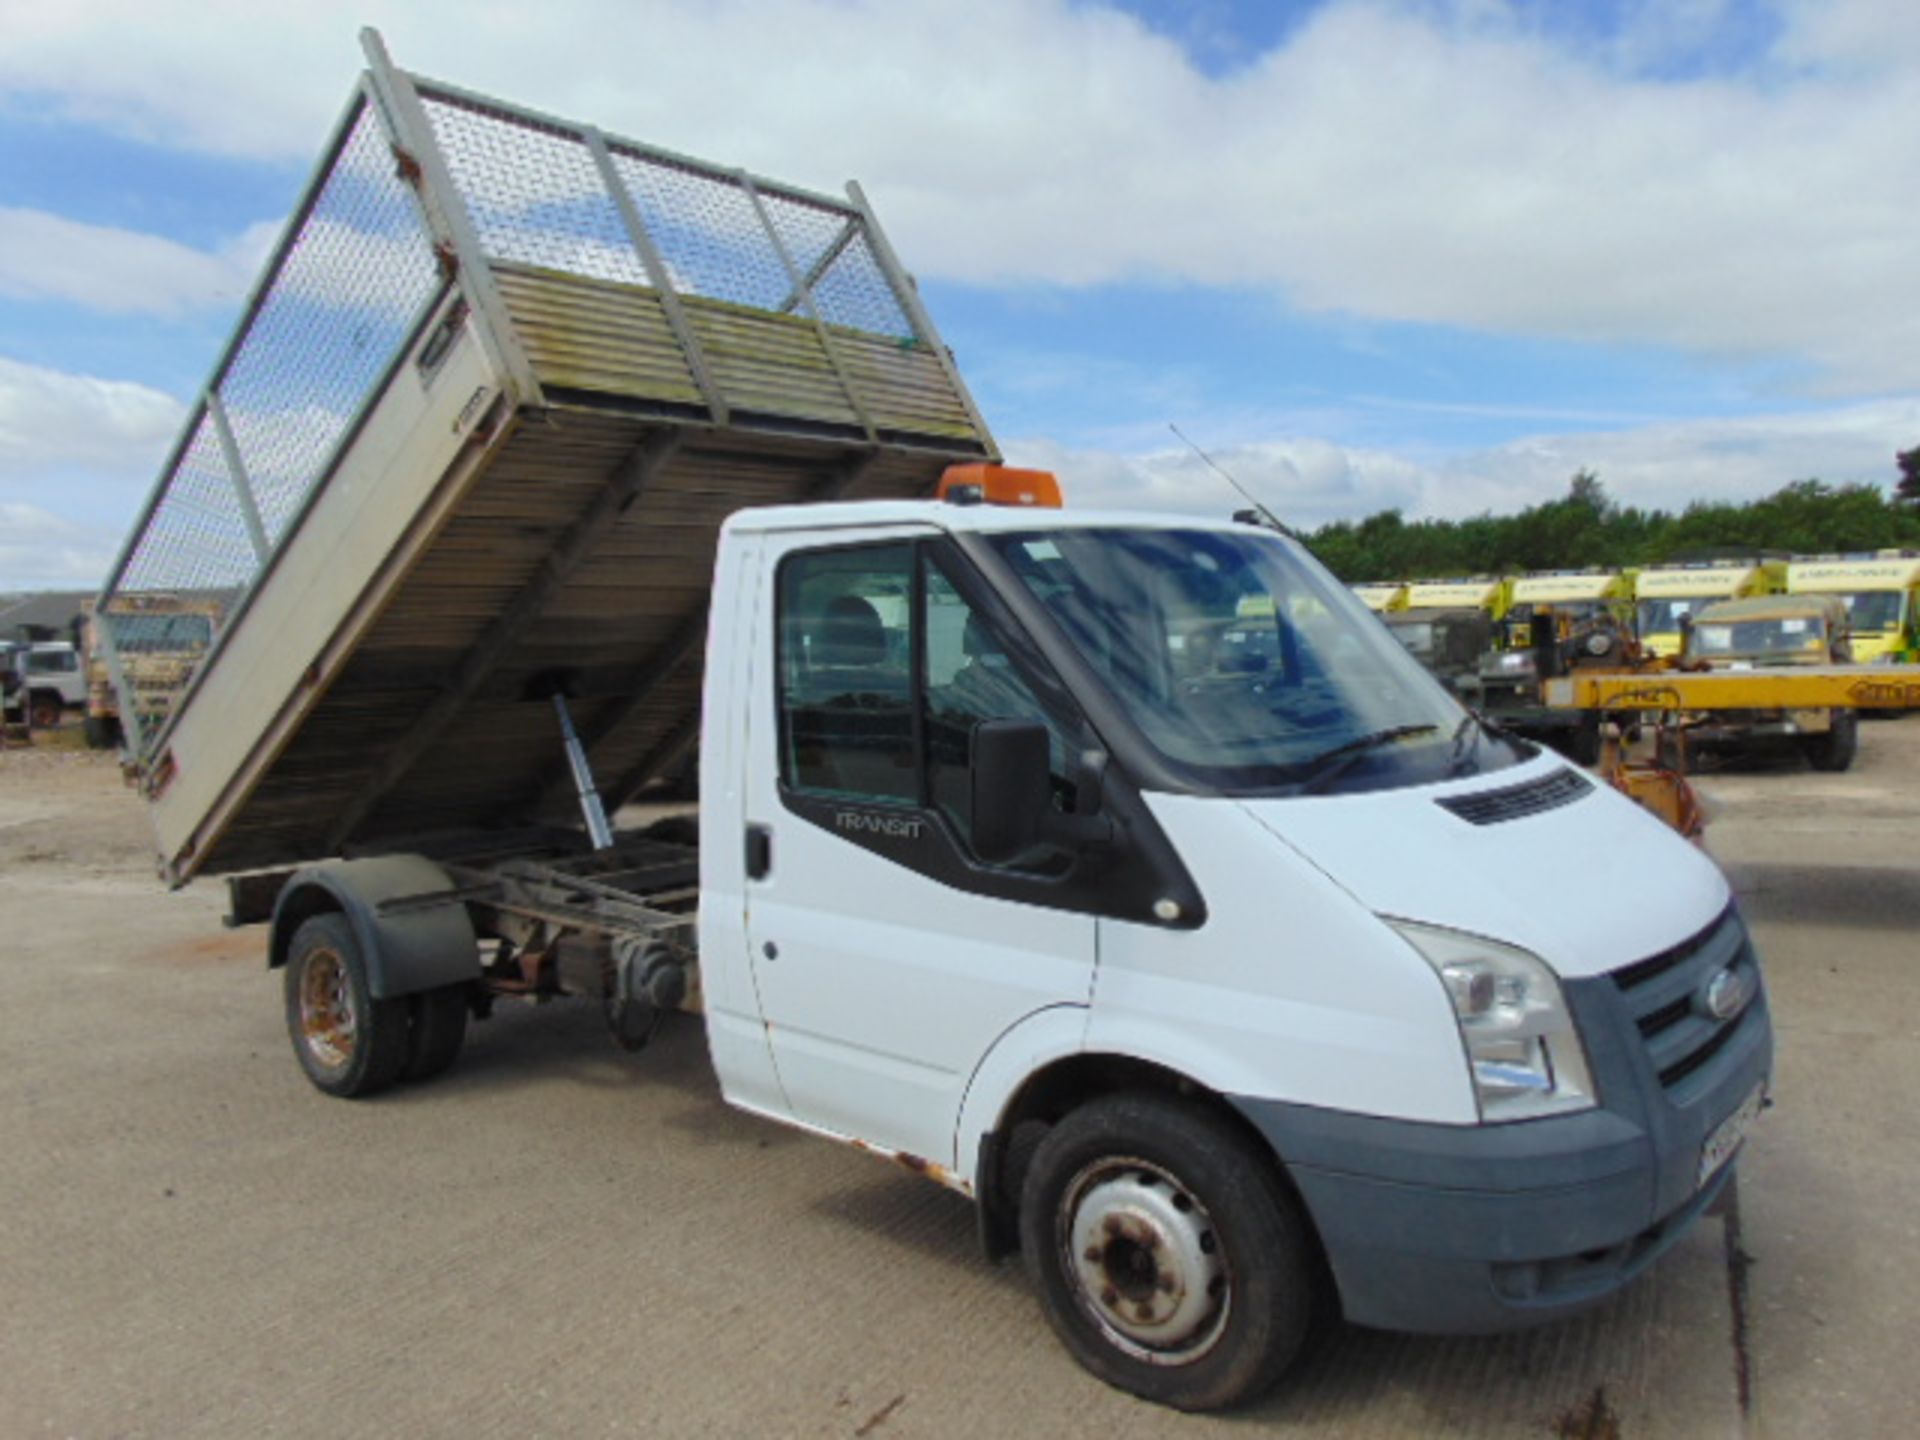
[1047,747,1117,848]
[1040,810,1117,850]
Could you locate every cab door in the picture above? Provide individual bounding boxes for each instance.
[740,530,1096,1168]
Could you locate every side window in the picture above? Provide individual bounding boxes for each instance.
[777,544,915,803]
[922,558,1077,858]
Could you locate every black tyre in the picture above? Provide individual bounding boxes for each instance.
[1562,714,1602,767]
[82,714,120,750]
[1803,709,1858,772]
[402,985,469,1083]
[283,914,409,1098]
[1019,1093,1316,1412]
[28,692,61,730]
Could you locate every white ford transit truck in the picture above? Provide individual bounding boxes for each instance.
[99,33,1771,1412]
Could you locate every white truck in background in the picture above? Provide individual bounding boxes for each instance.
[99,34,1773,1411]
[3,641,86,729]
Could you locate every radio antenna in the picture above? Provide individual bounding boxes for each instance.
[1167,423,1295,538]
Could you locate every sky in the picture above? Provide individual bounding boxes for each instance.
[1,0,1917,587]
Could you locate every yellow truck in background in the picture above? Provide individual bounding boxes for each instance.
[1348,582,1408,613]
[1478,569,1635,763]
[80,592,225,751]
[1680,593,1859,771]
[1382,578,1509,698]
[1501,568,1634,647]
[1785,552,1920,665]
[1400,577,1510,621]
[1634,561,1784,657]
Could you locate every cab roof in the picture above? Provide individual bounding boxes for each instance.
[723,500,1273,539]
[1787,556,1920,591]
[1695,593,1848,627]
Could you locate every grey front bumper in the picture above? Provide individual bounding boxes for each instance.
[1231,910,1772,1334]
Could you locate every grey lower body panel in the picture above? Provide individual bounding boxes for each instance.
[1232,942,1773,1334]
[1276,1128,1742,1334]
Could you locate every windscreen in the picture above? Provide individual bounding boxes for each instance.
[1692,616,1828,659]
[986,527,1529,795]
[1834,591,1903,632]
[1638,597,1710,635]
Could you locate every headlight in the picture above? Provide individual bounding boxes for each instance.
[1388,918,1596,1122]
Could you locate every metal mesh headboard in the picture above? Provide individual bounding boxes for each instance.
[95,86,445,760]
[414,82,919,340]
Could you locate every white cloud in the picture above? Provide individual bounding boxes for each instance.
[0,359,185,587]
[0,209,278,317]
[0,357,184,475]
[0,501,121,588]
[1021,397,1920,527]
[1432,398,1920,517]
[1,2,1915,393]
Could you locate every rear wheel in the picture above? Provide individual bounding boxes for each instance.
[402,985,469,1083]
[1019,1093,1316,1412]
[284,914,408,1098]
[1803,709,1857,772]
[28,692,61,730]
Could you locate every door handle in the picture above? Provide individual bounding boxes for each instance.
[745,823,772,880]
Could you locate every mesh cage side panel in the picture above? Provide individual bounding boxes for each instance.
[107,413,256,747]
[116,413,258,598]
[221,106,444,543]
[422,94,646,284]
[100,93,439,759]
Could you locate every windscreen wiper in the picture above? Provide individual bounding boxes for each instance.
[1446,710,1482,774]
[1297,724,1440,794]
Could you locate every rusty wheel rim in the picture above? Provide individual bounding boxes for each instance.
[298,948,356,1071]
[1060,1157,1231,1366]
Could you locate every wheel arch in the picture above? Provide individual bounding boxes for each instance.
[968,1041,1317,1266]
[269,855,480,1001]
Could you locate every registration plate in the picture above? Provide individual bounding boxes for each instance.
[1698,1082,1766,1189]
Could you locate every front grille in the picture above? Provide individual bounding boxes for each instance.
[1611,907,1758,1099]
[1436,767,1592,826]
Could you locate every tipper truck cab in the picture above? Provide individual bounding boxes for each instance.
[99,35,1773,1412]
[1785,552,1920,666]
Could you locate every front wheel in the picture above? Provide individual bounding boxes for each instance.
[1019,1093,1316,1412]
[284,914,409,1098]
[28,692,61,730]
[1563,713,1603,767]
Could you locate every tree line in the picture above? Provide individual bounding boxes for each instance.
[1303,451,1920,583]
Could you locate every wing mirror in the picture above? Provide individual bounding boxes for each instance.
[970,720,1115,865]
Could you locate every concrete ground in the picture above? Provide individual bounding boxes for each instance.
[1,720,1915,1438]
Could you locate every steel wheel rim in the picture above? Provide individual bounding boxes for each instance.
[1058,1156,1231,1366]
[298,949,356,1070]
